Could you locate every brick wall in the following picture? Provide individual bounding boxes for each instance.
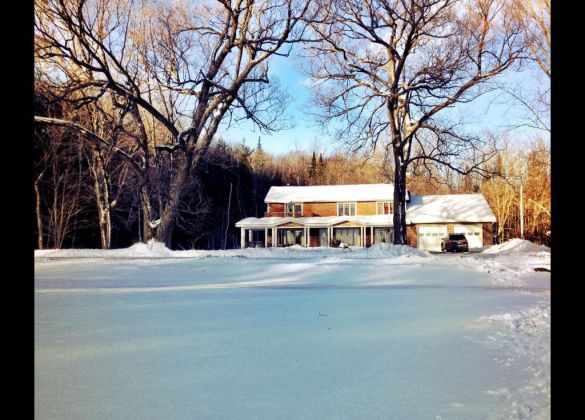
[483,223,494,245]
[406,226,418,247]
[267,201,382,217]
[304,202,337,216]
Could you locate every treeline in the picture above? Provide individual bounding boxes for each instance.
[34,81,550,249]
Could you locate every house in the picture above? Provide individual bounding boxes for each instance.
[235,183,496,252]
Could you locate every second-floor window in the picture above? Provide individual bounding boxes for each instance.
[337,202,356,216]
[286,203,302,217]
[376,201,393,215]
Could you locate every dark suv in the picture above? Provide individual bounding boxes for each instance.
[441,234,468,252]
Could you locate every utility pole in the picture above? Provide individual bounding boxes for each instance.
[224,182,233,250]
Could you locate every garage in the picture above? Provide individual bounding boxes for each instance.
[453,225,483,249]
[417,225,447,252]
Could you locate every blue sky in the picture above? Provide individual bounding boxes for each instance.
[219,54,326,155]
[218,53,549,156]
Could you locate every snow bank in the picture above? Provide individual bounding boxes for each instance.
[35,239,176,258]
[124,241,174,257]
[482,239,550,254]
[363,242,431,258]
[35,241,432,260]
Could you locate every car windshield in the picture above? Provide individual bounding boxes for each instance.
[450,234,466,240]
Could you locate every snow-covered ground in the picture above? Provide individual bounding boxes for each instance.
[35,240,550,420]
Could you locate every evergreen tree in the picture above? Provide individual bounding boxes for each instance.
[309,151,318,185]
[318,153,325,184]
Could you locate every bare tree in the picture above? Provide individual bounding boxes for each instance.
[499,0,550,133]
[35,0,314,247]
[34,125,85,249]
[511,0,549,78]
[304,0,526,243]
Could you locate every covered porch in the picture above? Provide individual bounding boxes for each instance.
[235,216,394,249]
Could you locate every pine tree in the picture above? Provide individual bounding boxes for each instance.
[251,137,268,172]
[256,137,263,153]
[309,151,318,185]
[318,153,325,184]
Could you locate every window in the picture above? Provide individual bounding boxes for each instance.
[285,203,302,217]
[337,202,356,216]
[334,228,361,246]
[374,227,393,244]
[278,228,304,246]
[376,201,393,215]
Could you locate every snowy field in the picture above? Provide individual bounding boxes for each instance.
[35,240,550,420]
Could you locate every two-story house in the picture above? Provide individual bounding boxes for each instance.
[235,183,496,252]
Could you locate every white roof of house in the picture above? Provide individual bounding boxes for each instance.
[236,215,394,228]
[405,194,496,224]
[236,193,496,228]
[264,184,408,203]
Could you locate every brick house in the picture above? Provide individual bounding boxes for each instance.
[235,184,496,251]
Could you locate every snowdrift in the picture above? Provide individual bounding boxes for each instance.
[35,240,431,260]
[363,242,430,258]
[481,238,550,254]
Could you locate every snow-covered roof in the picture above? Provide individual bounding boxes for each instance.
[264,184,408,203]
[236,214,394,228]
[405,194,496,224]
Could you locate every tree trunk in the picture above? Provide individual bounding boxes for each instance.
[156,149,199,248]
[156,194,179,247]
[392,157,408,245]
[140,184,155,242]
[89,149,112,249]
[35,174,44,250]
[156,160,189,247]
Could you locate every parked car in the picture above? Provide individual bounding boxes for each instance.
[441,234,469,252]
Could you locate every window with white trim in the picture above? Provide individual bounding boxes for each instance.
[285,203,302,217]
[376,201,393,215]
[337,202,356,216]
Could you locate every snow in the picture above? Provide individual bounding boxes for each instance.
[35,240,429,260]
[35,241,549,420]
[264,183,407,203]
[406,194,497,223]
[236,214,394,228]
[148,219,161,228]
[482,238,550,254]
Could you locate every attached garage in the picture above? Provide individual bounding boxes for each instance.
[453,224,483,249]
[407,194,497,251]
[417,225,448,252]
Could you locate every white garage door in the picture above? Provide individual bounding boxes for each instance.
[417,226,448,252]
[453,225,483,249]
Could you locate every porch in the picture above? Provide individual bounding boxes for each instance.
[236,216,394,249]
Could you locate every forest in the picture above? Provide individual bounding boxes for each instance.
[34,0,550,250]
